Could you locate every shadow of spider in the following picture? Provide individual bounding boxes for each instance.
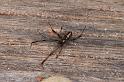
[30,24,86,68]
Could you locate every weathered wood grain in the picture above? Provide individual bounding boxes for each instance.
[0,0,124,82]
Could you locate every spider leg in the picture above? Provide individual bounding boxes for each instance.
[40,46,60,66]
[30,39,48,48]
[59,26,63,33]
[30,38,60,49]
[56,46,63,58]
[70,26,86,41]
[70,33,82,41]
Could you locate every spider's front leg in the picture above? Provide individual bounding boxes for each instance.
[70,33,82,41]
[70,26,86,41]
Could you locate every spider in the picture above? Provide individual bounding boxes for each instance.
[31,24,86,67]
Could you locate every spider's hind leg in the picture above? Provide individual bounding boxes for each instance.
[40,46,59,66]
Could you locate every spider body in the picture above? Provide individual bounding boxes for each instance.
[57,31,72,46]
[31,24,86,67]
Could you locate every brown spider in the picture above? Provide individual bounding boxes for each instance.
[31,24,86,67]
